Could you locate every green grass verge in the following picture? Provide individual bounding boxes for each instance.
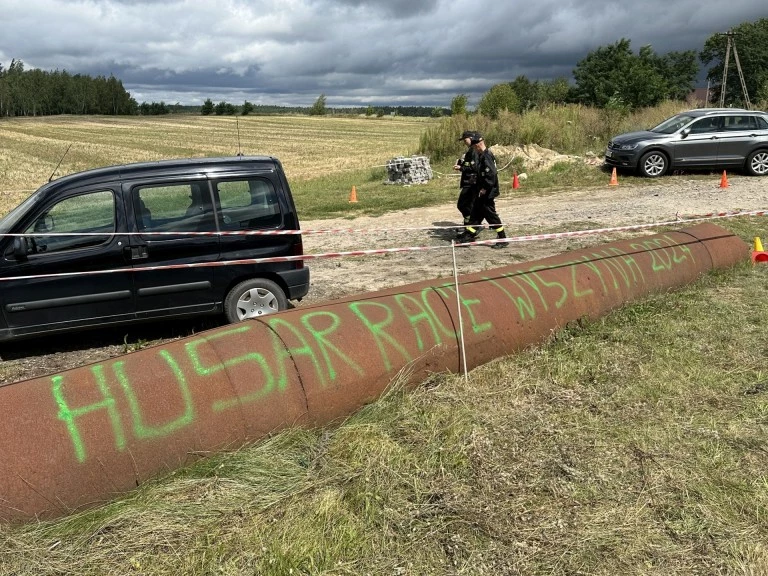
[289,158,670,220]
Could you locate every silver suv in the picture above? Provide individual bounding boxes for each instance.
[604,108,768,177]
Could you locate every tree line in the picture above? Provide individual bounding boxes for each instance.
[0,60,138,117]
[198,96,449,117]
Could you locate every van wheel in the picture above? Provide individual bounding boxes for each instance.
[225,279,287,323]
[746,149,768,176]
[638,151,668,178]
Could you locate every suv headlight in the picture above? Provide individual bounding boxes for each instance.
[619,143,639,150]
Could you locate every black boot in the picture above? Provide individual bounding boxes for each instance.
[491,231,508,249]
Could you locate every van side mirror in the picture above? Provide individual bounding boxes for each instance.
[12,237,28,261]
[681,128,691,139]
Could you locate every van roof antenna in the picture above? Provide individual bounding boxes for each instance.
[236,117,243,156]
[48,143,72,182]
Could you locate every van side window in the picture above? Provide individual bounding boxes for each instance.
[24,190,115,255]
[134,182,216,235]
[216,178,283,230]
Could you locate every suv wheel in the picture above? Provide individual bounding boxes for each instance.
[638,151,668,178]
[225,278,287,323]
[746,149,768,176]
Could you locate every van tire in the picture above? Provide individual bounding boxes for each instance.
[225,278,287,323]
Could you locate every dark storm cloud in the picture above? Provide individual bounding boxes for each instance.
[1,0,765,106]
[318,0,440,17]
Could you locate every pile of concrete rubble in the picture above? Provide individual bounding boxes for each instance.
[385,155,433,185]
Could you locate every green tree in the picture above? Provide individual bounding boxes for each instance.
[430,106,443,118]
[201,98,214,115]
[477,83,520,119]
[241,100,254,115]
[214,101,228,115]
[573,39,636,107]
[661,50,699,101]
[757,78,768,109]
[623,45,671,108]
[309,93,327,116]
[365,105,375,116]
[535,77,571,106]
[701,18,768,107]
[573,39,697,108]
[450,93,468,116]
[509,76,537,110]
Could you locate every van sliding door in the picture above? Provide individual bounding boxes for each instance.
[122,178,219,319]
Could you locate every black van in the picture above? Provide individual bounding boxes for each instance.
[0,156,310,341]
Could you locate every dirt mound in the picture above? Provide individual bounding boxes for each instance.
[490,143,592,172]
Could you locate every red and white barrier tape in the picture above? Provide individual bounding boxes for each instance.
[2,209,764,282]
[8,208,768,238]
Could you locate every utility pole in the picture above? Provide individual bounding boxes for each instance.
[718,31,751,109]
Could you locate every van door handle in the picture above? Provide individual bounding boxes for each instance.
[124,245,149,260]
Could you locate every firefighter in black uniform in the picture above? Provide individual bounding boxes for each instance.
[463,132,507,248]
[453,130,479,239]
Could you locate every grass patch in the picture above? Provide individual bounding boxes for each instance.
[2,224,767,575]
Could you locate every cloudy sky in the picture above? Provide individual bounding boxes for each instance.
[0,0,765,107]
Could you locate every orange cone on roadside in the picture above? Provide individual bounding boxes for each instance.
[752,237,768,264]
[609,167,618,186]
[719,170,729,188]
[512,172,520,189]
[349,185,358,203]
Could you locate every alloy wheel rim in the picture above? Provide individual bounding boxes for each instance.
[644,155,665,177]
[751,152,768,175]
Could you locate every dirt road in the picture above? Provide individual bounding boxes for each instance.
[1,175,765,383]
[302,174,767,302]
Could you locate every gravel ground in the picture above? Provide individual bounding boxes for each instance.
[2,173,765,384]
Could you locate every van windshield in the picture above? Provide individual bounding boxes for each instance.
[0,189,44,235]
[650,114,695,134]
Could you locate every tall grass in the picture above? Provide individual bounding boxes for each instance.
[419,101,690,159]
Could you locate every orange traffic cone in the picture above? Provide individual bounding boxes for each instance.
[719,170,729,188]
[512,172,520,189]
[349,185,358,203]
[609,167,618,186]
[752,237,768,264]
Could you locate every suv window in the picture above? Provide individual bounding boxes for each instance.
[757,116,768,130]
[722,115,757,131]
[651,114,695,134]
[134,182,216,235]
[688,116,721,134]
[24,190,115,254]
[215,178,283,230]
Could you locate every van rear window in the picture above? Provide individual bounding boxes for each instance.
[215,178,283,230]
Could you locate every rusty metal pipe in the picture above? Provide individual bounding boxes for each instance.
[0,223,747,522]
